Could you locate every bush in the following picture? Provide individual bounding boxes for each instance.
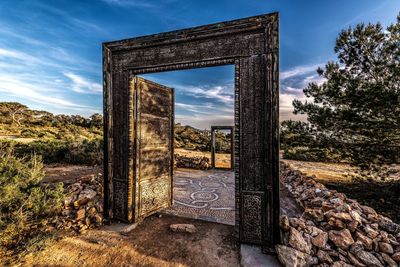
[283,146,343,162]
[0,147,64,250]
[0,139,103,165]
[20,128,39,138]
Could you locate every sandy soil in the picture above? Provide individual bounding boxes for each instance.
[43,164,102,184]
[22,214,240,267]
[282,159,357,183]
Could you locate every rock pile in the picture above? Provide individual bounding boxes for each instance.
[175,154,210,169]
[277,163,400,267]
[55,173,104,233]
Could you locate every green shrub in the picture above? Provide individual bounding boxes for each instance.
[20,128,39,138]
[65,138,103,165]
[0,147,64,250]
[0,139,103,165]
[283,146,343,162]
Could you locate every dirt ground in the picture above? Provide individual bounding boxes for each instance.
[22,214,240,267]
[43,164,102,184]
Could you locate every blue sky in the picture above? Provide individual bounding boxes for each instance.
[0,0,398,129]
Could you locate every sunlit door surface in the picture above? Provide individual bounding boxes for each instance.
[133,77,174,220]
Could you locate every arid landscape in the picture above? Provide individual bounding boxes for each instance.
[0,6,399,266]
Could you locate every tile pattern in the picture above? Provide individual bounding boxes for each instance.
[163,168,235,225]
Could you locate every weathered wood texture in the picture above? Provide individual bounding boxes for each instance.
[103,13,280,248]
[133,77,174,221]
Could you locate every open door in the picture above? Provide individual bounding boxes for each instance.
[132,76,174,222]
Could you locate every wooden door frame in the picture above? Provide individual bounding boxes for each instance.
[103,13,280,249]
[210,126,234,169]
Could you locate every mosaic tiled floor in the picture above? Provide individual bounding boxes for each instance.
[162,168,235,225]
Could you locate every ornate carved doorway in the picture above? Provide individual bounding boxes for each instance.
[211,126,234,169]
[103,13,280,249]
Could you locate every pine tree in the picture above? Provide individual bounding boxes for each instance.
[292,14,400,168]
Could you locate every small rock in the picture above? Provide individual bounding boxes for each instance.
[355,232,373,250]
[378,242,393,254]
[333,213,352,222]
[365,225,380,239]
[361,206,377,216]
[94,214,103,224]
[317,250,333,264]
[75,208,86,221]
[349,241,364,254]
[289,227,311,254]
[381,253,397,267]
[280,215,290,231]
[332,261,353,267]
[304,209,324,222]
[169,224,197,234]
[73,188,97,207]
[371,223,379,230]
[347,220,359,232]
[378,219,400,235]
[311,232,328,249]
[329,229,354,250]
[355,250,384,267]
[348,252,366,267]
[330,198,344,206]
[275,245,312,267]
[350,210,362,224]
[391,251,400,262]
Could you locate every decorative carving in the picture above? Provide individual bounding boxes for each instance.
[103,13,280,249]
[139,178,171,216]
[113,181,127,220]
[242,194,263,242]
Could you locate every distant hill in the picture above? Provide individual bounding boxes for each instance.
[0,102,232,152]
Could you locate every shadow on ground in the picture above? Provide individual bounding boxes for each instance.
[23,214,240,267]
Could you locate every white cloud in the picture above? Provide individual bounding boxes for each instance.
[64,72,102,94]
[177,84,234,104]
[176,114,234,130]
[281,64,321,80]
[0,75,88,109]
[279,63,326,121]
[0,48,40,64]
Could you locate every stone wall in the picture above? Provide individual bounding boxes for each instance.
[58,174,104,233]
[277,163,400,267]
[174,154,210,170]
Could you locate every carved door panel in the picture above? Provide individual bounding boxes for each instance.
[132,76,174,221]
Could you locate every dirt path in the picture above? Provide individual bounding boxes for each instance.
[43,164,102,184]
[22,214,240,267]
